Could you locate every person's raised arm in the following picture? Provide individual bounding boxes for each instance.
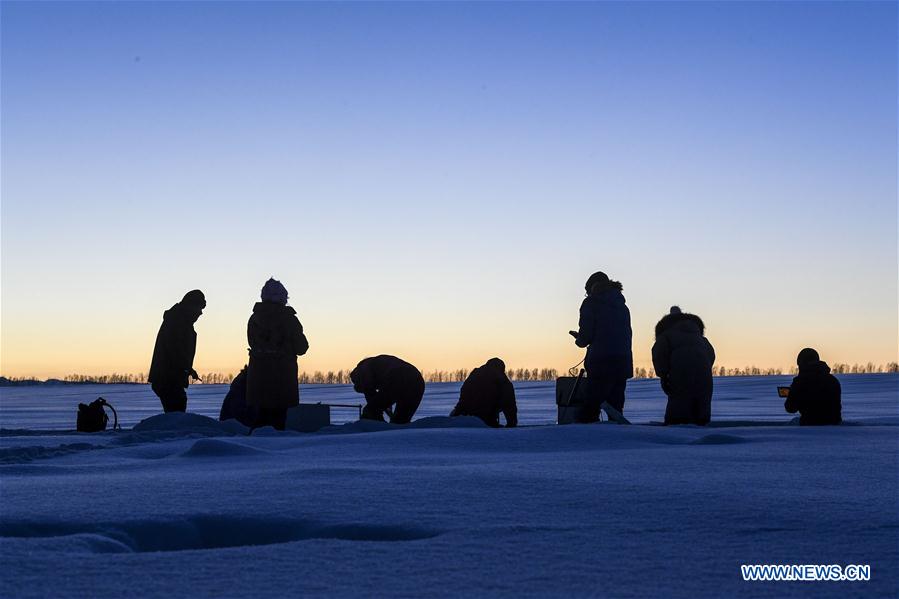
[784,377,803,414]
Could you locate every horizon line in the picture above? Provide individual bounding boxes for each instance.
[3,361,897,385]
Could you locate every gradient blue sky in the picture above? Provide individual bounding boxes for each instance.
[2,1,896,377]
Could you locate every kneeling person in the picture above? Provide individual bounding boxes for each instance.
[451,358,517,427]
[351,355,425,424]
[785,348,841,425]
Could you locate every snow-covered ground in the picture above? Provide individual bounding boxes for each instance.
[1,375,897,597]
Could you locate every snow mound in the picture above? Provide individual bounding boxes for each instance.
[133,413,248,435]
[321,415,487,435]
[179,439,265,458]
[408,416,487,429]
[690,433,750,445]
[0,442,105,464]
[319,420,394,434]
[0,516,443,553]
[249,425,298,437]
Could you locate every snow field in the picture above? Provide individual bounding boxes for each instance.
[1,409,897,598]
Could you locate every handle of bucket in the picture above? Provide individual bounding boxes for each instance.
[98,398,119,431]
[565,369,586,407]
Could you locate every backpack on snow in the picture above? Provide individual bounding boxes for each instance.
[76,397,119,432]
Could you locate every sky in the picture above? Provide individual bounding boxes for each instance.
[1,1,896,379]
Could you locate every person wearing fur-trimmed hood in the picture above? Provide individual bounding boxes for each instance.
[570,271,634,422]
[246,278,309,430]
[651,306,715,425]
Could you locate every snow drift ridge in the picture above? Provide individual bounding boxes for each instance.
[0,515,443,553]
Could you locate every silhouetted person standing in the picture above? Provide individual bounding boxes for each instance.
[246,278,309,430]
[570,272,633,422]
[785,348,842,425]
[149,290,205,413]
[451,358,518,427]
[651,306,715,425]
[350,355,425,424]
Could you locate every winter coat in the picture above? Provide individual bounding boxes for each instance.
[785,361,842,425]
[148,303,199,388]
[652,312,715,425]
[574,287,634,379]
[350,355,418,397]
[350,355,424,411]
[246,302,309,409]
[451,365,518,427]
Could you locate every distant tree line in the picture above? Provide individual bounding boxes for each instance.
[830,362,898,374]
[298,367,562,384]
[712,362,899,377]
[64,373,147,384]
[1,362,896,386]
[60,372,238,385]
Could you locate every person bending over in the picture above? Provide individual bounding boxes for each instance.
[148,290,205,413]
[351,355,425,424]
[451,358,517,427]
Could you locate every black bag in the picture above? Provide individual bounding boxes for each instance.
[555,373,630,425]
[556,373,589,424]
[76,397,118,432]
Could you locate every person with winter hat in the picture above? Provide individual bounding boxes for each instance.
[784,348,842,425]
[651,306,716,425]
[569,271,633,422]
[149,289,206,412]
[246,278,309,430]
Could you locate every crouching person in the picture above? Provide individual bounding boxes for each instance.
[785,348,841,425]
[651,306,715,425]
[219,367,257,428]
[350,355,425,424]
[451,358,517,428]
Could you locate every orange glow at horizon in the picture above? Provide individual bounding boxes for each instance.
[2,298,895,379]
